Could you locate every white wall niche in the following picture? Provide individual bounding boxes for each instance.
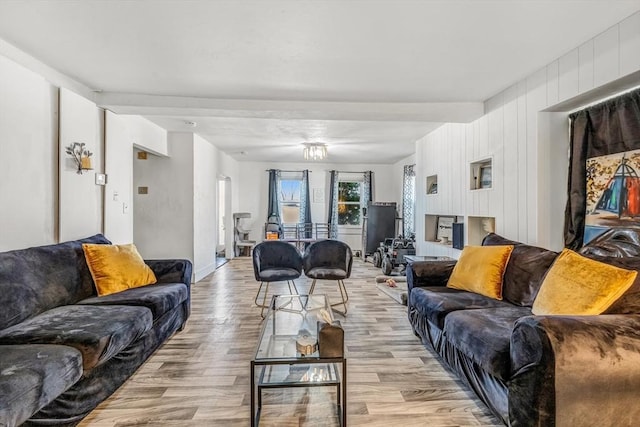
[467,216,495,245]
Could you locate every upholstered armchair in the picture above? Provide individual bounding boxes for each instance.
[303,240,353,314]
[252,240,303,318]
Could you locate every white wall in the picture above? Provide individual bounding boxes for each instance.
[193,134,218,280]
[415,11,640,256]
[132,132,239,281]
[128,115,168,156]
[236,161,398,250]
[104,111,133,244]
[0,55,57,251]
[133,132,194,261]
[58,89,104,241]
[104,113,168,244]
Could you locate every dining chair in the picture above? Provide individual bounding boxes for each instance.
[302,239,353,315]
[252,240,302,318]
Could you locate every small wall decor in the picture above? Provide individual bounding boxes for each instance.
[66,142,93,174]
[479,165,492,189]
[313,188,325,203]
[470,158,492,190]
[436,215,455,244]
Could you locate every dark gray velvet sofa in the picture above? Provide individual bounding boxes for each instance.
[407,230,640,427]
[0,235,192,426]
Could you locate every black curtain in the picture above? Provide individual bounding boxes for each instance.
[267,169,281,225]
[564,88,640,249]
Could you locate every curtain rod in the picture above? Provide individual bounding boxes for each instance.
[265,169,311,173]
[332,170,371,174]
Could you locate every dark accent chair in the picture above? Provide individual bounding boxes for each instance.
[252,240,302,318]
[303,240,353,314]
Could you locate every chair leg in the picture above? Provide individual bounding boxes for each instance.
[330,279,349,315]
[254,282,266,307]
[288,280,300,295]
[309,279,317,295]
[260,282,271,319]
[338,279,349,311]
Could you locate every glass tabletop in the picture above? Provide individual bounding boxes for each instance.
[255,294,334,361]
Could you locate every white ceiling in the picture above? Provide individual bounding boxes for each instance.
[0,1,638,163]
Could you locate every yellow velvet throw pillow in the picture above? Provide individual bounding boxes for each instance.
[82,243,157,296]
[447,245,514,300]
[532,249,637,315]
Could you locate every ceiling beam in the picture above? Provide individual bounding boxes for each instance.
[96,92,484,123]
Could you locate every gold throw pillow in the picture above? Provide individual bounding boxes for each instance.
[532,248,637,315]
[447,245,514,300]
[82,243,157,296]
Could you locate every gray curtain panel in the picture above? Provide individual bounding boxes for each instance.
[267,169,281,226]
[328,170,339,238]
[301,170,312,237]
[403,164,416,237]
[564,88,640,249]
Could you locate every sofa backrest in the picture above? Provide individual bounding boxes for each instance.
[580,227,640,314]
[482,233,558,307]
[0,234,111,330]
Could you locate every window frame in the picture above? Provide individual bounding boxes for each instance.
[278,173,304,223]
[337,179,363,227]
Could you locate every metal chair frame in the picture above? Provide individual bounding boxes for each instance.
[254,279,300,319]
[308,278,349,315]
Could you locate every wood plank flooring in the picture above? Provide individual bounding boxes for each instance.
[79,258,502,426]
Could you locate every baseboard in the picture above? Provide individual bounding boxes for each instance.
[194,263,216,282]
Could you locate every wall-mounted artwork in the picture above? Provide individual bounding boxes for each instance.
[585,149,640,240]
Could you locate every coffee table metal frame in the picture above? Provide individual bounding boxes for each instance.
[250,294,347,426]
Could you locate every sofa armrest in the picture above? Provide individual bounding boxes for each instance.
[145,259,193,285]
[510,314,640,426]
[406,260,457,296]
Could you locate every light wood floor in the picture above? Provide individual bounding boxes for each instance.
[79,258,501,426]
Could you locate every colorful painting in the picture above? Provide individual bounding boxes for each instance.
[586,149,640,228]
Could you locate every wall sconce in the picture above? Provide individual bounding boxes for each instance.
[65,142,93,174]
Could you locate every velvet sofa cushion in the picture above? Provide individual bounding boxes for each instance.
[0,344,82,427]
[409,286,514,329]
[304,267,349,280]
[82,243,157,296]
[258,268,301,282]
[533,249,637,315]
[0,234,111,330]
[482,233,558,307]
[0,305,152,371]
[77,282,189,320]
[447,245,514,300]
[443,306,532,381]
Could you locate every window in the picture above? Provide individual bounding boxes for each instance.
[279,177,302,223]
[338,181,362,225]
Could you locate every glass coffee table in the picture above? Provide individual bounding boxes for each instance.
[250,294,346,426]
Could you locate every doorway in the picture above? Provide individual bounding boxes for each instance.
[217,176,233,267]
